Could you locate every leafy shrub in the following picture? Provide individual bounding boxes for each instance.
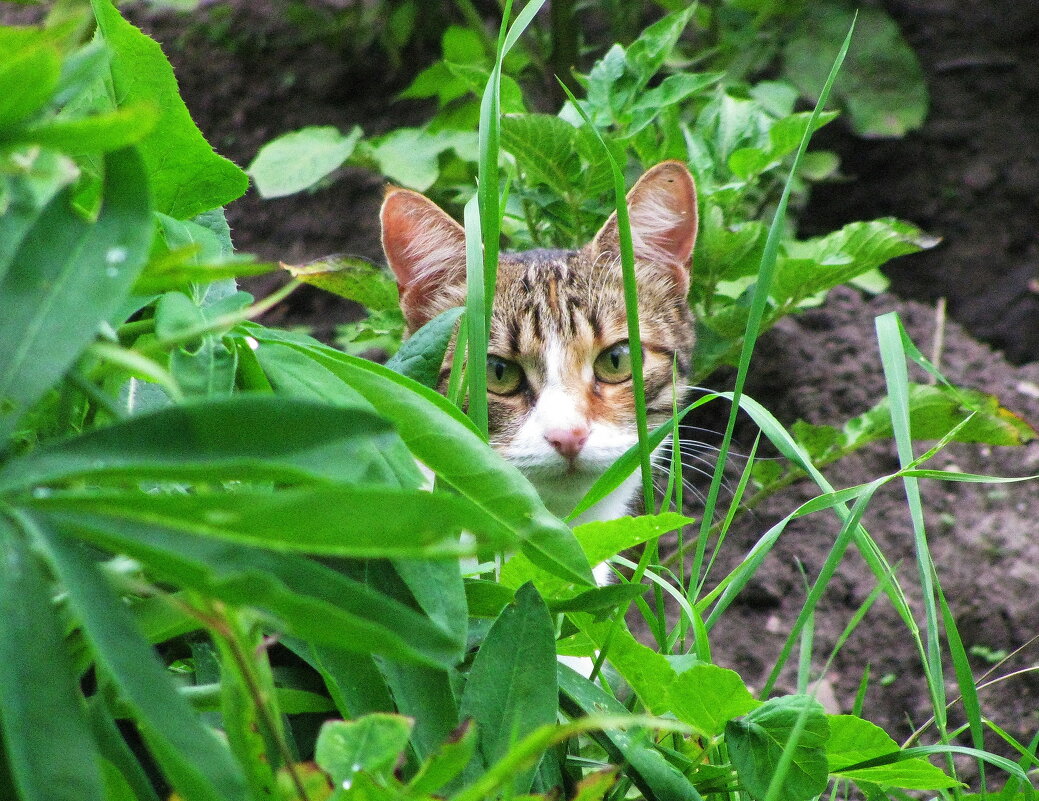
[0,4,1034,801]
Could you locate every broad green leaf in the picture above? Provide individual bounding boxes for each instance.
[247,125,361,198]
[784,4,928,137]
[39,511,464,667]
[460,583,557,793]
[500,513,692,597]
[247,342,422,484]
[628,71,721,135]
[91,0,248,217]
[767,111,839,160]
[291,643,394,719]
[557,665,701,801]
[0,40,59,128]
[28,485,511,557]
[773,218,934,304]
[0,397,408,492]
[826,715,960,789]
[668,664,760,737]
[246,326,593,586]
[392,558,467,650]
[8,104,159,152]
[576,619,675,714]
[385,306,463,388]
[0,516,105,801]
[36,521,246,801]
[625,7,695,82]
[0,148,78,284]
[170,336,237,397]
[282,255,400,310]
[726,695,829,801]
[843,383,1037,449]
[0,147,152,443]
[500,113,579,195]
[53,40,111,108]
[407,720,477,795]
[369,127,477,192]
[377,662,459,762]
[315,715,413,786]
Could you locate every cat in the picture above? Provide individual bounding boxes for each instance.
[381,161,698,584]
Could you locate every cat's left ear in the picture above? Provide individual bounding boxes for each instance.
[591,160,698,290]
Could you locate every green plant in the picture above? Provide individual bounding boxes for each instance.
[1,4,1036,801]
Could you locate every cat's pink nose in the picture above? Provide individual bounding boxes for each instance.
[545,426,589,459]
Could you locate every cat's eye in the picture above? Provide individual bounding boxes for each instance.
[594,341,633,383]
[486,355,524,395]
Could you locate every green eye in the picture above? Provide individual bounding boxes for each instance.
[486,355,524,395]
[594,341,632,383]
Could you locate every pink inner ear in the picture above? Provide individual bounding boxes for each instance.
[380,188,467,330]
[628,164,698,270]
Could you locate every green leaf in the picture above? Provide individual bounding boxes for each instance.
[392,557,467,652]
[36,521,246,801]
[315,714,413,786]
[369,127,477,192]
[668,664,761,737]
[826,715,960,790]
[0,516,105,801]
[726,696,829,801]
[500,113,579,196]
[0,40,59,129]
[0,147,152,443]
[247,125,361,198]
[246,326,593,586]
[8,104,159,152]
[283,255,400,310]
[558,665,701,801]
[783,4,928,137]
[843,383,1037,449]
[170,336,238,397]
[91,0,248,217]
[0,396,409,492]
[500,513,692,597]
[407,720,477,795]
[377,662,459,762]
[575,620,675,714]
[40,511,464,667]
[460,583,557,793]
[772,218,936,304]
[625,6,696,84]
[28,485,511,558]
[385,306,463,388]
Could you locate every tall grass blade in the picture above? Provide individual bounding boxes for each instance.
[467,0,546,435]
[875,311,948,738]
[693,16,858,592]
[556,80,654,511]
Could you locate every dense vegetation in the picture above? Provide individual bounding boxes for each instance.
[0,2,1035,801]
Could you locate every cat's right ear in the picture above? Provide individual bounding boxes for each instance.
[381,186,467,331]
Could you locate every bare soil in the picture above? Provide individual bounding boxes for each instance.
[12,0,1038,769]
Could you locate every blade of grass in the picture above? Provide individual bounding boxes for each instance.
[692,16,857,595]
[938,583,987,793]
[463,196,488,435]
[556,80,653,511]
[875,312,948,741]
[467,0,546,435]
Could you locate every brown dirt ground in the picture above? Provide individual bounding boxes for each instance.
[9,0,1038,776]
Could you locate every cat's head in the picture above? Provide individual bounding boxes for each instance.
[381,161,698,516]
